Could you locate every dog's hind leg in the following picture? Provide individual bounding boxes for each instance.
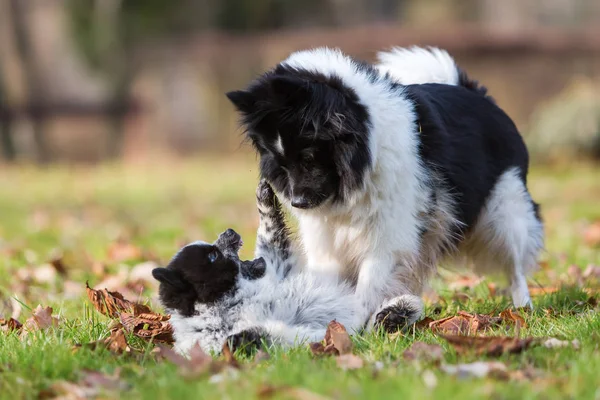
[463,167,544,308]
[255,179,297,279]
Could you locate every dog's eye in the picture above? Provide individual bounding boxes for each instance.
[208,250,219,263]
[303,153,315,163]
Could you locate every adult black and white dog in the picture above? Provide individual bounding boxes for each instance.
[226,46,544,332]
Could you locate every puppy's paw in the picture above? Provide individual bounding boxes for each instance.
[256,179,277,210]
[241,257,267,280]
[370,295,424,333]
[226,328,266,354]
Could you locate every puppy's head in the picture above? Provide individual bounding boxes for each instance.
[152,229,267,317]
[227,56,372,209]
[152,229,243,316]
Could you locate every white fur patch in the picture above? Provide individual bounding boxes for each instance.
[376,46,459,85]
[274,134,284,155]
[458,167,543,308]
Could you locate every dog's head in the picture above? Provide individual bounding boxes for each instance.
[152,229,266,316]
[227,54,372,209]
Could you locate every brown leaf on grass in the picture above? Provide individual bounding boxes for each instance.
[49,255,68,277]
[221,342,241,368]
[157,343,224,379]
[40,369,129,399]
[415,316,435,330]
[105,327,130,354]
[86,282,151,319]
[583,221,600,248]
[499,309,527,328]
[107,241,143,263]
[0,317,23,333]
[119,312,174,343]
[402,342,444,363]
[583,264,600,280]
[336,354,364,370]
[258,385,332,400]
[440,334,536,357]
[447,275,483,291]
[23,305,59,332]
[73,325,131,355]
[323,320,352,355]
[309,321,353,357]
[429,311,500,335]
[309,342,328,356]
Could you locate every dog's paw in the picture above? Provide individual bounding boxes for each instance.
[256,179,277,210]
[370,295,424,333]
[226,328,266,354]
[241,257,267,280]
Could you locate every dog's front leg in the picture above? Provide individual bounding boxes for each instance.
[355,254,424,333]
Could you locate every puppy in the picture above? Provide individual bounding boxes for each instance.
[226,46,544,332]
[152,181,362,355]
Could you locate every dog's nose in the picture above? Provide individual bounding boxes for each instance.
[291,196,310,209]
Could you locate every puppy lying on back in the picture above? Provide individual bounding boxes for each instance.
[152,181,362,355]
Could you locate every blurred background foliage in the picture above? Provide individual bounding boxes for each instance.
[0,0,599,163]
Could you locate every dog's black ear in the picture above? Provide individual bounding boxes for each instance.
[226,90,256,114]
[152,268,188,290]
[270,75,307,94]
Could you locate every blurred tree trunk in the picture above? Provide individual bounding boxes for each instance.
[9,0,50,163]
[0,79,17,161]
[93,0,132,159]
[0,61,16,161]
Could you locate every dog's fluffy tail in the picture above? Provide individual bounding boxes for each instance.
[376,46,492,101]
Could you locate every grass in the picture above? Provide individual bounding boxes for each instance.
[0,154,599,399]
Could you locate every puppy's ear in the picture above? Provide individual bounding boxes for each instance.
[226,90,256,114]
[152,268,188,290]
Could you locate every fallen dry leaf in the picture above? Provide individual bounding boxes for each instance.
[499,309,527,328]
[542,338,580,349]
[73,326,131,355]
[0,297,22,320]
[309,320,353,356]
[441,361,507,379]
[86,282,151,319]
[440,334,536,357]
[336,354,364,370]
[49,255,68,277]
[257,385,332,400]
[221,342,241,368]
[0,317,23,333]
[583,221,600,247]
[157,343,226,379]
[40,369,129,399]
[429,311,500,335]
[402,341,444,363]
[23,305,59,332]
[119,312,173,343]
[324,320,353,355]
[415,316,435,330]
[583,264,600,280]
[447,275,483,291]
[107,241,143,263]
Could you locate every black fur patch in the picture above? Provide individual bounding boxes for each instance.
[153,242,239,317]
[404,83,535,242]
